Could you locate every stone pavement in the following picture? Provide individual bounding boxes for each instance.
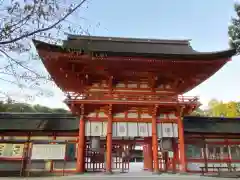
[0,173,233,180]
[0,163,231,179]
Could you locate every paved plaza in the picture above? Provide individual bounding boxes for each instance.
[0,163,235,179]
[0,173,234,180]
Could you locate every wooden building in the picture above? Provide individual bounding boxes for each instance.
[0,113,240,175]
[30,35,236,174]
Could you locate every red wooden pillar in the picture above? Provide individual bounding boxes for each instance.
[152,105,160,173]
[172,138,177,173]
[143,138,153,171]
[106,105,113,174]
[50,133,56,172]
[76,114,85,173]
[177,108,186,172]
[143,145,148,170]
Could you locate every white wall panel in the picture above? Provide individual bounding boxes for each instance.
[157,123,162,138]
[117,122,128,137]
[85,121,91,136]
[127,123,138,137]
[90,122,102,136]
[148,123,152,136]
[112,122,117,137]
[173,123,178,137]
[162,123,174,137]
[85,121,177,138]
[86,122,108,137]
[102,122,107,137]
[138,123,149,137]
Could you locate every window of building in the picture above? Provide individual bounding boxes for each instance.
[207,144,229,160]
[207,144,220,159]
[229,145,240,160]
[186,144,203,159]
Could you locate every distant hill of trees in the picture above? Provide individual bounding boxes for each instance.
[1,98,240,118]
[0,98,69,113]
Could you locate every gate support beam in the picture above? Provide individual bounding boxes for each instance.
[76,105,85,173]
[152,105,160,174]
[106,105,113,174]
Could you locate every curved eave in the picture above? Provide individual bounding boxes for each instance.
[32,39,236,60]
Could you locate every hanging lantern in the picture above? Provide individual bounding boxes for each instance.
[160,138,172,151]
[91,136,100,152]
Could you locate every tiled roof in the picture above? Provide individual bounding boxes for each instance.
[0,113,240,134]
[0,113,78,131]
[183,116,240,134]
[32,35,236,60]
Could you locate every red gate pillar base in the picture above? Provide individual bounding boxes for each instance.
[143,144,148,171]
[172,139,177,174]
[105,170,113,174]
[143,138,153,171]
[152,169,161,174]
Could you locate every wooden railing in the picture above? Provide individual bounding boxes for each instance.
[65,92,199,104]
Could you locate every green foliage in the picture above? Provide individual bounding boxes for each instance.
[190,108,206,116]
[191,99,240,118]
[2,98,240,118]
[208,100,240,117]
[0,100,69,113]
[228,3,240,53]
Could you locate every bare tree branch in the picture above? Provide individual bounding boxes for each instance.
[0,0,95,103]
[0,0,87,45]
[0,49,42,78]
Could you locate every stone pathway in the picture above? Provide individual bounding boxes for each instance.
[0,173,234,180]
[0,163,234,179]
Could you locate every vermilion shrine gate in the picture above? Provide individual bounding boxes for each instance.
[32,35,236,174]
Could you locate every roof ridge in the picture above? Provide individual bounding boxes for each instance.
[66,34,191,45]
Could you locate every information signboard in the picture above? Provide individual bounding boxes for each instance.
[31,144,66,160]
[0,143,24,158]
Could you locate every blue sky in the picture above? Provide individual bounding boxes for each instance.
[1,0,239,109]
